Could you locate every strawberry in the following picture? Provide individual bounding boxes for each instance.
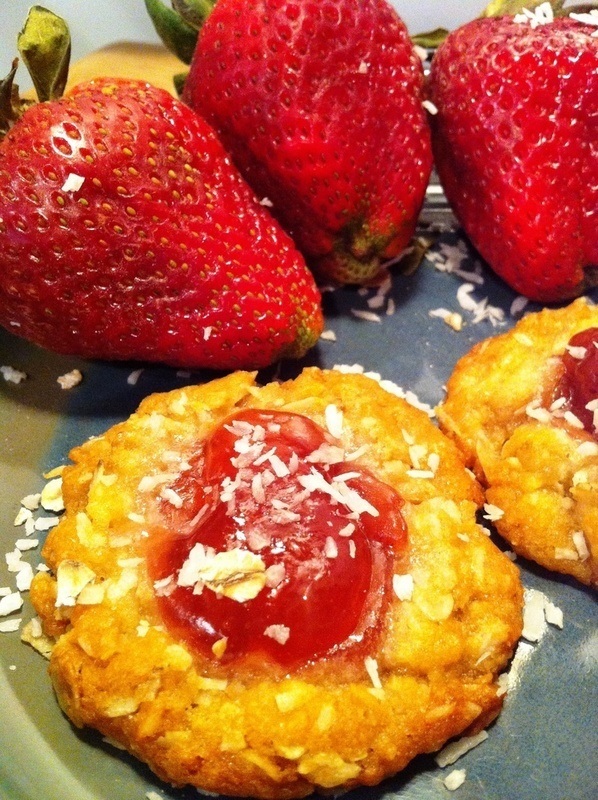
[0,12,323,370]
[428,4,598,303]
[145,0,432,285]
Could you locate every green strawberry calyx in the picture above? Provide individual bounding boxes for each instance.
[0,6,70,137]
[412,1,596,49]
[145,0,215,65]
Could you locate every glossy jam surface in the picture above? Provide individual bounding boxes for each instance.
[148,409,407,667]
[557,327,598,437]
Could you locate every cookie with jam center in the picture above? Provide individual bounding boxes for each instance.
[31,367,523,798]
[438,298,598,587]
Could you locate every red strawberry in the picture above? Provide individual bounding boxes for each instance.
[0,62,322,369]
[146,0,432,285]
[428,8,598,303]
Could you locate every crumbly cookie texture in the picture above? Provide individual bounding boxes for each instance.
[31,368,522,799]
[438,298,598,587]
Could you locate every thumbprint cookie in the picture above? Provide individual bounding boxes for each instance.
[438,298,598,587]
[31,367,522,798]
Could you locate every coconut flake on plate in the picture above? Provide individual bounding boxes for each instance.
[127,368,144,386]
[434,730,489,768]
[351,309,382,323]
[428,307,464,331]
[443,768,467,791]
[57,369,83,390]
[1,366,27,384]
[0,619,22,633]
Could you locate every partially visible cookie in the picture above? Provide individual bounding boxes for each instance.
[438,298,598,587]
[31,367,522,798]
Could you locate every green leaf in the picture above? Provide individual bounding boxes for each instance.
[144,0,200,65]
[0,60,34,137]
[480,0,564,17]
[172,0,215,28]
[411,28,450,49]
[17,6,71,103]
[173,71,189,97]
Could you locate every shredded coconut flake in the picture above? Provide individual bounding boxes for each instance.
[0,619,22,633]
[522,588,565,641]
[570,9,598,28]
[1,365,27,384]
[15,538,39,552]
[324,536,338,559]
[364,656,382,689]
[41,477,64,512]
[406,468,435,479]
[265,563,285,588]
[13,507,32,527]
[443,769,467,791]
[483,503,504,522]
[138,472,180,492]
[264,624,290,644]
[514,2,554,27]
[435,730,489,768]
[544,600,564,629]
[57,369,83,389]
[160,487,184,508]
[34,516,60,532]
[572,530,590,561]
[510,295,529,316]
[525,401,551,423]
[522,588,547,642]
[127,368,143,386]
[268,452,290,478]
[0,591,24,616]
[61,172,85,192]
[351,309,382,323]
[563,410,584,429]
[20,493,41,511]
[392,573,414,601]
[566,344,587,360]
[429,307,463,331]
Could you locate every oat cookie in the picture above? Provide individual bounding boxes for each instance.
[438,298,598,587]
[31,367,522,798]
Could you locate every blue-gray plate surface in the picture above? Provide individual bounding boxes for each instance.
[0,200,596,800]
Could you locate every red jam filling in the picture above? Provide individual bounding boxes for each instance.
[147,409,407,667]
[556,327,598,438]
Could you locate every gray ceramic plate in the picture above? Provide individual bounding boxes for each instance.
[1,195,597,800]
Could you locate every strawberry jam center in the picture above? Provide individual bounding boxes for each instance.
[148,409,407,667]
[557,328,598,438]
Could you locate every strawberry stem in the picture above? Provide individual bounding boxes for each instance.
[17,6,71,103]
